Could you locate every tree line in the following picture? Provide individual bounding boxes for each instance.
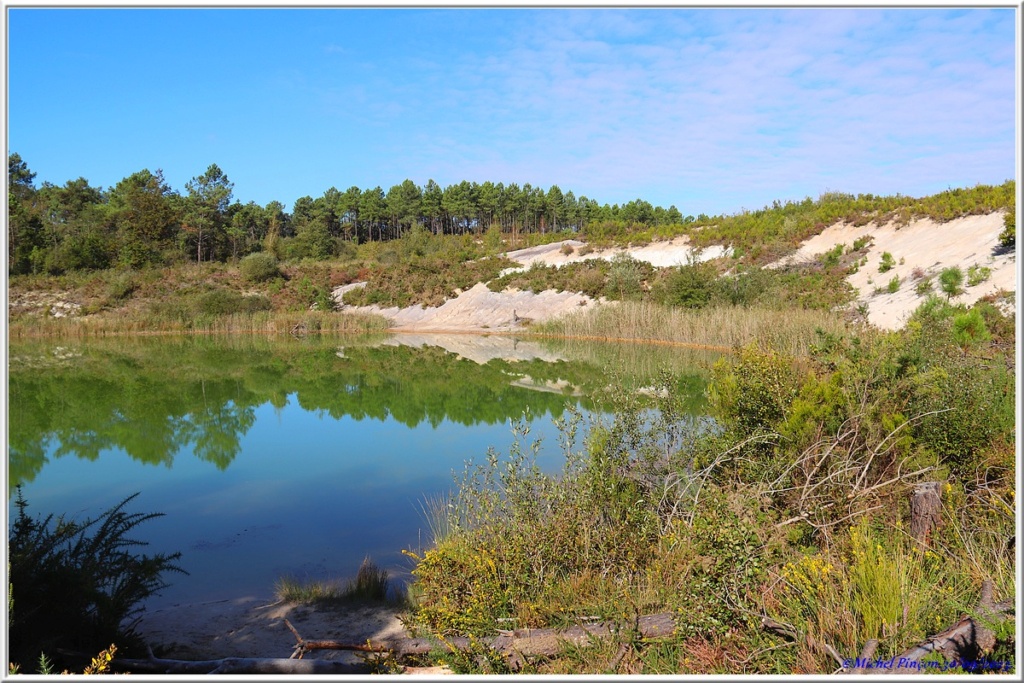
[7,153,694,275]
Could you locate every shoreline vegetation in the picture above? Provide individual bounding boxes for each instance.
[6,172,1017,674]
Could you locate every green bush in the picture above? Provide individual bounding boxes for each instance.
[938,267,964,300]
[670,488,774,639]
[966,264,992,287]
[878,252,895,273]
[709,343,800,441]
[655,260,717,308]
[8,489,184,670]
[887,276,901,293]
[820,243,845,269]
[910,356,1013,477]
[105,272,139,302]
[998,206,1015,248]
[951,308,991,353]
[605,253,651,301]
[852,235,872,251]
[239,252,281,283]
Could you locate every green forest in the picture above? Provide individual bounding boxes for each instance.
[8,152,1014,278]
[7,153,693,275]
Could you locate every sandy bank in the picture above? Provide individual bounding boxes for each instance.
[772,212,1016,330]
[334,214,1016,335]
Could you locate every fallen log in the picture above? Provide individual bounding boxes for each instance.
[287,612,679,670]
[119,613,679,674]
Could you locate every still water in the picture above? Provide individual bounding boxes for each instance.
[7,333,718,608]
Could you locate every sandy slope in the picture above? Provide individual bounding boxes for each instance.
[332,236,724,332]
[334,214,1016,333]
[774,212,1016,330]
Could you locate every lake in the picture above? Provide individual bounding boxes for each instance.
[7,333,720,608]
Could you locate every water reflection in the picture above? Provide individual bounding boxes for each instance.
[7,333,719,606]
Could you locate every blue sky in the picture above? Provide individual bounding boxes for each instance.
[5,7,1017,216]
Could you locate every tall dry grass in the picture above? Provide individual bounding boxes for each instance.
[7,310,390,339]
[534,301,848,357]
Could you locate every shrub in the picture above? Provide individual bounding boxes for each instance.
[670,489,775,639]
[951,308,991,353]
[560,242,575,256]
[852,235,872,251]
[938,267,964,300]
[105,272,138,302]
[887,276,901,293]
[820,243,845,269]
[605,253,650,301]
[878,252,895,273]
[910,354,1014,477]
[966,264,992,287]
[656,260,717,308]
[708,343,799,446]
[240,252,280,283]
[915,277,933,296]
[8,489,184,670]
[998,207,1015,248]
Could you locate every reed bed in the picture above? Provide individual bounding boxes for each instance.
[7,310,390,339]
[534,301,849,357]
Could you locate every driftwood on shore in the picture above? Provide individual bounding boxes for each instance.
[117,613,678,674]
[287,613,677,670]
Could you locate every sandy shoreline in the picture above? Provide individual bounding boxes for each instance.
[134,595,412,665]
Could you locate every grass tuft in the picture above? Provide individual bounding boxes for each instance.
[274,557,391,605]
